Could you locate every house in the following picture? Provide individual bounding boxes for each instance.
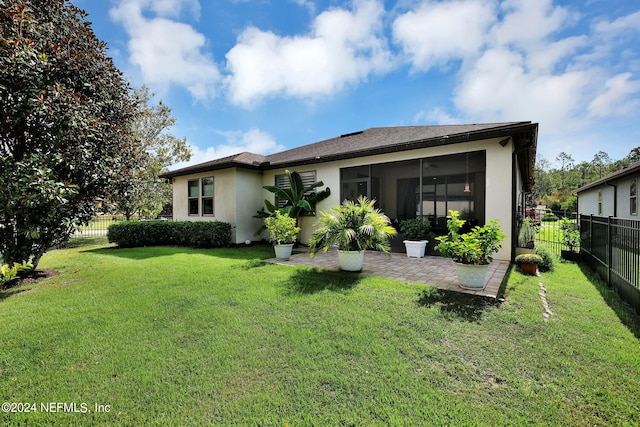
[577,160,640,219]
[159,122,538,261]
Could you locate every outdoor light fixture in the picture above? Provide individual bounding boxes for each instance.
[464,142,471,194]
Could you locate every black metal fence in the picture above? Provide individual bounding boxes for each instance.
[580,214,640,314]
[526,208,577,256]
[72,214,172,238]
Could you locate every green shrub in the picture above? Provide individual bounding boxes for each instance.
[107,221,232,248]
[399,217,432,241]
[0,260,34,286]
[536,247,555,272]
[541,211,559,222]
[264,211,300,244]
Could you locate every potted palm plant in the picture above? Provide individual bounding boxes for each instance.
[435,210,505,290]
[399,217,432,258]
[264,211,300,260]
[309,197,397,272]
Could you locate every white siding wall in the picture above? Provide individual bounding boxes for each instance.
[578,173,640,220]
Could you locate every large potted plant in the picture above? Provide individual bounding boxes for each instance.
[399,217,432,258]
[435,210,505,290]
[309,197,397,272]
[264,211,300,260]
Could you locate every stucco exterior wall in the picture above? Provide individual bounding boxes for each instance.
[171,168,268,244]
[261,137,516,260]
[234,169,265,243]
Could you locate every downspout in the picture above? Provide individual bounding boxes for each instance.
[512,142,532,260]
[606,182,617,217]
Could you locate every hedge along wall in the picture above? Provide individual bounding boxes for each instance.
[107,221,232,248]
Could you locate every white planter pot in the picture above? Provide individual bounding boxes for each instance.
[274,243,294,260]
[403,240,428,258]
[454,262,489,290]
[337,250,365,272]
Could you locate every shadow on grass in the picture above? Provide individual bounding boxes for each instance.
[0,288,28,301]
[417,287,501,323]
[283,267,361,295]
[82,244,276,262]
[63,236,111,248]
[578,262,640,339]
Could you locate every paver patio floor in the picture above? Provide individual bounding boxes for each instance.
[265,247,510,298]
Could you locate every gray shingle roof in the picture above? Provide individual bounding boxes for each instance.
[160,122,537,178]
[576,160,640,193]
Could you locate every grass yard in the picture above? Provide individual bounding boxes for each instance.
[1,239,639,426]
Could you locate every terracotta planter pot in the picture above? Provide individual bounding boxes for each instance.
[518,263,538,275]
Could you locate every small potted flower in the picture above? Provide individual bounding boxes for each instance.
[264,211,300,260]
[399,217,432,258]
[514,253,542,275]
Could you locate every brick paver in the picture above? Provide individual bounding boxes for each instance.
[265,248,510,298]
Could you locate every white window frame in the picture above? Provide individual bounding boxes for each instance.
[187,177,214,216]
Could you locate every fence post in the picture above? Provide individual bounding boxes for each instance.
[589,214,593,254]
[607,216,612,285]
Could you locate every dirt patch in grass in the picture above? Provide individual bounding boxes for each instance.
[1,269,60,289]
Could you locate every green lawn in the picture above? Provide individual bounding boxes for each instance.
[1,239,639,426]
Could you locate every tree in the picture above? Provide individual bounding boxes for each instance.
[592,151,612,179]
[0,0,139,267]
[555,152,574,190]
[111,86,191,220]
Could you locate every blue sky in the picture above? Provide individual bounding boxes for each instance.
[71,0,640,170]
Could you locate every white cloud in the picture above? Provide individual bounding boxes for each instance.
[225,0,392,107]
[394,0,640,142]
[490,0,573,49]
[588,73,640,117]
[169,128,285,170]
[453,48,590,131]
[110,0,220,101]
[415,107,461,125]
[594,10,640,39]
[392,0,495,71]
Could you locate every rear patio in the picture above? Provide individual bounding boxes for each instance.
[265,248,510,298]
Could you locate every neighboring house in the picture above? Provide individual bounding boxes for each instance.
[159,122,538,261]
[577,160,640,219]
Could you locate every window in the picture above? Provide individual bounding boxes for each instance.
[631,179,638,216]
[188,177,214,216]
[188,180,199,215]
[275,171,318,214]
[598,190,603,215]
[202,177,214,215]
